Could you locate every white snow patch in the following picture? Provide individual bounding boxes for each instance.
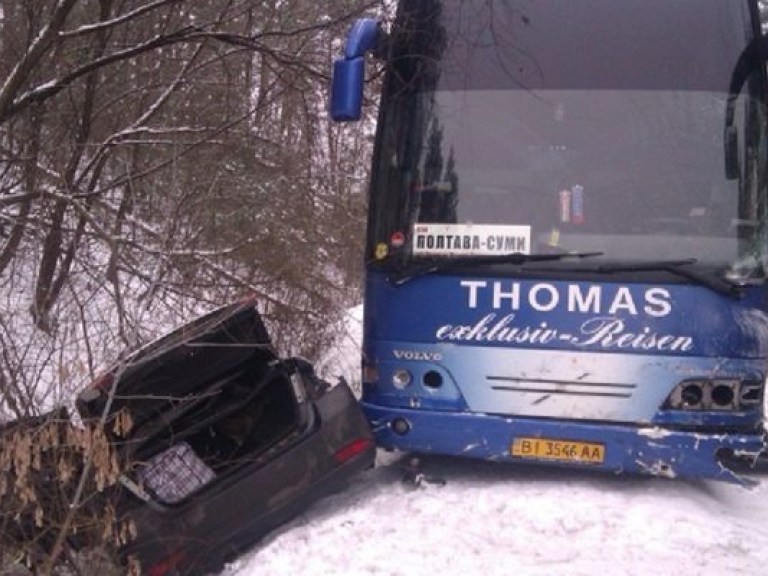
[314,304,363,394]
[222,454,768,576]
[637,427,673,439]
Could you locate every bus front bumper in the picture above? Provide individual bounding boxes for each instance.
[362,403,765,483]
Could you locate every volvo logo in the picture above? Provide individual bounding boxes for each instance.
[393,349,443,361]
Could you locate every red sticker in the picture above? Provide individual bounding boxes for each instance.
[390,231,405,248]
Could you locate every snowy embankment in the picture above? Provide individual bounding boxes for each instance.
[222,306,768,576]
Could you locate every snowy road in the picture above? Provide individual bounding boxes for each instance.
[222,451,768,576]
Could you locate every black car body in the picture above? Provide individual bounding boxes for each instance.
[76,299,375,575]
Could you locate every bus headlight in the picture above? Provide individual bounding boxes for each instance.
[664,378,762,411]
[680,382,705,408]
[392,369,413,389]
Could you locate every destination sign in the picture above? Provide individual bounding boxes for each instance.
[412,223,531,256]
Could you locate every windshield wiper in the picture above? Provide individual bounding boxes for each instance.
[591,259,744,299]
[391,251,604,285]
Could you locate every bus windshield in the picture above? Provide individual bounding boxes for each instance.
[369,0,768,279]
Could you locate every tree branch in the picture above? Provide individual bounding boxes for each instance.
[0,0,378,125]
[0,0,79,122]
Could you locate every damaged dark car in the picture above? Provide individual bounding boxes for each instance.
[75,299,375,575]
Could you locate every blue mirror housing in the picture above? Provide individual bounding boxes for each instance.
[331,57,365,121]
[330,18,381,122]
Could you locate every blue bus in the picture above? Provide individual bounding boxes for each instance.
[331,0,768,481]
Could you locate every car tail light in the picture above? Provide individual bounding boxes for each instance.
[333,438,373,464]
[147,551,185,576]
[84,371,114,394]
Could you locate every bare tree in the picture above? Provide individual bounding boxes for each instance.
[0,0,385,569]
[0,0,381,416]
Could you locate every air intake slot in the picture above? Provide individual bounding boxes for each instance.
[487,376,636,399]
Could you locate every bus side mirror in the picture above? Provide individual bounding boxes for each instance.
[331,58,366,121]
[330,18,382,122]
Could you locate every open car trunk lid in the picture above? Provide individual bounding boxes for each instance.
[77,298,274,428]
[77,299,315,504]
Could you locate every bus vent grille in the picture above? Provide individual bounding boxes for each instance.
[486,376,636,399]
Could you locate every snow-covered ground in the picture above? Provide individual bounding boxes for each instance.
[221,306,768,576]
[223,453,768,576]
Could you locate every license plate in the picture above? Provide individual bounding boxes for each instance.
[511,437,605,464]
